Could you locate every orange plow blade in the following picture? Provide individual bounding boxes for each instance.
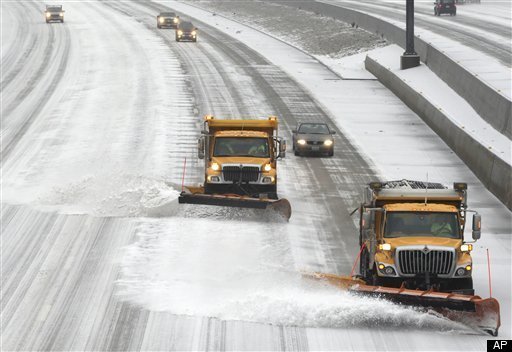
[178,187,291,220]
[305,272,501,336]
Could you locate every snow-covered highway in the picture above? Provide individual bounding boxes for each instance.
[1,0,511,350]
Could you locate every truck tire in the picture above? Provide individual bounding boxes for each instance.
[359,249,371,279]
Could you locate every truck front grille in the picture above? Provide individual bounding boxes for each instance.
[222,166,260,182]
[397,248,454,275]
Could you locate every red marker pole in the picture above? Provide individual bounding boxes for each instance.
[351,243,366,277]
[181,157,187,192]
[487,248,492,298]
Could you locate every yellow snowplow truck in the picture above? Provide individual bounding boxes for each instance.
[178,115,291,220]
[305,179,500,336]
[358,180,480,295]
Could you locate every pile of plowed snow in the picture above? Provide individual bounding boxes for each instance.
[2,173,180,217]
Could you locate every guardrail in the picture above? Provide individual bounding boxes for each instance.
[268,0,511,139]
[365,55,511,209]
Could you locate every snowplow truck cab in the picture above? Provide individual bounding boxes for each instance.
[359,180,482,295]
[197,115,285,198]
[178,115,291,220]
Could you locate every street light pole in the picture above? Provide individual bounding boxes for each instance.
[401,0,420,69]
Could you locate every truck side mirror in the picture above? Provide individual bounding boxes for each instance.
[472,213,481,240]
[198,137,205,159]
[279,140,286,158]
[331,130,336,135]
[291,129,297,134]
[361,212,371,230]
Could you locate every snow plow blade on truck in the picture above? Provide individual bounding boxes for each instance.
[179,115,291,220]
[306,273,501,336]
[178,186,292,220]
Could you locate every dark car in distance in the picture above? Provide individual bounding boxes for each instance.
[157,12,179,29]
[292,122,336,156]
[176,21,197,42]
[45,5,64,23]
[434,0,456,16]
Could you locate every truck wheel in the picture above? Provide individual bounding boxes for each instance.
[294,150,300,156]
[176,36,180,42]
[328,150,334,157]
[359,249,371,279]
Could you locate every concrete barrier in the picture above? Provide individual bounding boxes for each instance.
[268,0,511,139]
[365,55,511,210]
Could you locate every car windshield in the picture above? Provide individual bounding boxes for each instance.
[213,137,270,157]
[180,22,194,30]
[384,212,460,239]
[161,12,175,17]
[298,123,330,134]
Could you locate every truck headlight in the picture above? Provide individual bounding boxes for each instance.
[297,139,306,145]
[263,164,272,172]
[173,18,178,23]
[191,31,197,36]
[159,17,164,23]
[46,12,51,18]
[60,12,64,16]
[378,243,391,251]
[324,139,333,146]
[178,30,183,36]
[460,244,473,252]
[211,162,220,171]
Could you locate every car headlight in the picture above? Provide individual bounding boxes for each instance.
[460,244,473,252]
[297,139,306,145]
[159,17,164,23]
[324,139,333,146]
[211,162,220,171]
[173,18,178,23]
[191,31,197,36]
[46,12,51,18]
[263,164,272,172]
[378,243,391,251]
[178,30,183,36]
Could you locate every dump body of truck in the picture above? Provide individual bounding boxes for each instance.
[359,180,482,295]
[179,116,291,220]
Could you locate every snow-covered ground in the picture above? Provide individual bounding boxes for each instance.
[1,0,510,350]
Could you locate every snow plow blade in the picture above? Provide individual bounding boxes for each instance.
[178,187,291,220]
[306,272,501,336]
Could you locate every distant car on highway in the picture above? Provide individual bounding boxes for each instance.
[45,5,64,23]
[434,0,456,16]
[176,21,198,42]
[292,122,335,156]
[157,12,179,29]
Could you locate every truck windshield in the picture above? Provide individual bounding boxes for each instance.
[213,137,270,157]
[384,212,460,239]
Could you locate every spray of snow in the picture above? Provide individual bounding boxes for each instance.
[116,218,474,333]
[2,171,180,217]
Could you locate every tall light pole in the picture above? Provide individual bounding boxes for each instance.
[401,0,420,69]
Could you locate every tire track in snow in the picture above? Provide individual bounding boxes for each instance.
[1,0,72,162]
